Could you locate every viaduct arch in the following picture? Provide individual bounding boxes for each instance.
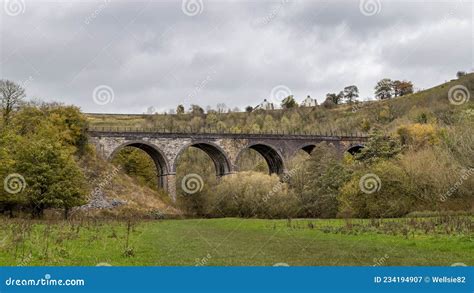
[88,129,367,201]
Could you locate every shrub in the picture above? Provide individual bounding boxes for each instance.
[399,147,463,205]
[397,123,440,149]
[205,171,298,218]
[338,160,414,218]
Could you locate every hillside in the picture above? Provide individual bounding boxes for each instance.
[84,75,473,218]
[86,73,474,136]
[1,75,472,220]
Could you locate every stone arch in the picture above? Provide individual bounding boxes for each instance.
[299,144,317,155]
[173,141,232,176]
[108,141,170,188]
[346,144,365,155]
[236,143,286,175]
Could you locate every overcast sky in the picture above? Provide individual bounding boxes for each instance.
[0,0,472,113]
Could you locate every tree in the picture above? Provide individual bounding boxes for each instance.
[216,103,227,114]
[0,130,24,217]
[0,80,25,125]
[299,143,351,218]
[392,80,414,97]
[322,96,336,109]
[176,104,185,115]
[145,106,156,115]
[343,85,359,104]
[374,78,393,100]
[189,104,204,116]
[245,106,253,113]
[281,95,297,109]
[355,129,401,163]
[14,137,86,218]
[456,71,466,78]
[326,92,343,105]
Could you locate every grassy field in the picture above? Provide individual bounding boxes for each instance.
[0,217,472,266]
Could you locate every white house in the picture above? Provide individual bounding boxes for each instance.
[254,99,275,110]
[300,95,317,107]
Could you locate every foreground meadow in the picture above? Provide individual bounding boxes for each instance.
[0,217,472,266]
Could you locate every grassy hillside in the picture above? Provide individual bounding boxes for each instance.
[86,74,473,218]
[86,73,474,135]
[1,74,472,219]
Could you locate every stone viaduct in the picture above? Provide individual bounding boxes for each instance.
[88,129,367,200]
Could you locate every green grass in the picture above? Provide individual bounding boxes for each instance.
[0,218,472,266]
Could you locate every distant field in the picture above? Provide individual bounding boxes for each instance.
[0,218,472,266]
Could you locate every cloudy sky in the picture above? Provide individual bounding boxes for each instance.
[0,0,472,113]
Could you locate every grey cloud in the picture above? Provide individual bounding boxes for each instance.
[0,0,471,113]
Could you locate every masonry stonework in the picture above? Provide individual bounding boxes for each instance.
[88,131,367,201]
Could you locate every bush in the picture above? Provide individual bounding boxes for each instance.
[397,123,440,149]
[338,160,414,218]
[399,147,464,205]
[205,171,299,218]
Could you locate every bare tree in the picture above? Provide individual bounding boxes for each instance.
[216,103,227,114]
[0,80,26,125]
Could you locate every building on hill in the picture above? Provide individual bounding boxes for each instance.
[254,99,275,110]
[300,95,317,107]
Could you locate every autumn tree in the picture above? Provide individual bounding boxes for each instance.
[392,80,414,97]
